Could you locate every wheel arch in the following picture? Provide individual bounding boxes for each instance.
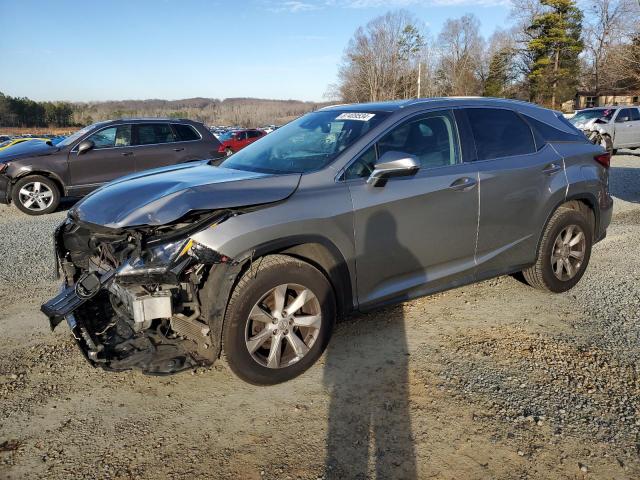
[12,169,65,196]
[240,235,355,318]
[537,194,598,255]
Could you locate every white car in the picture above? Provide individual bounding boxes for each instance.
[570,106,640,154]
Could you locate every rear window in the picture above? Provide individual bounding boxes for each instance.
[524,115,586,144]
[135,123,177,145]
[466,108,536,160]
[173,124,200,141]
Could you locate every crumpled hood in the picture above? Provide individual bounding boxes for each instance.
[0,140,56,161]
[70,161,301,229]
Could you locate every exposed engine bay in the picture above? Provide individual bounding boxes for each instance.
[41,210,236,375]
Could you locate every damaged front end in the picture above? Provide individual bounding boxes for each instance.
[41,211,235,375]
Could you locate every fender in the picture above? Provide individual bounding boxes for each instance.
[200,234,355,361]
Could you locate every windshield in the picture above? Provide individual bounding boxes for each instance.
[56,122,109,148]
[221,110,389,174]
[569,109,615,125]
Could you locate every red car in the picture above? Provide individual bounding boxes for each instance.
[217,129,266,156]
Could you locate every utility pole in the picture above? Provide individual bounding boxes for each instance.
[417,62,422,98]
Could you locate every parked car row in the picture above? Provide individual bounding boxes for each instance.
[0,118,225,215]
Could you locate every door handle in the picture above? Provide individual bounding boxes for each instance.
[542,162,562,174]
[121,151,133,157]
[449,177,477,191]
[173,148,185,152]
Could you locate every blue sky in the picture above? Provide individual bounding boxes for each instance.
[1,0,511,102]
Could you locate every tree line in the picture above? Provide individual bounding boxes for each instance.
[0,93,327,129]
[0,93,75,128]
[331,0,640,110]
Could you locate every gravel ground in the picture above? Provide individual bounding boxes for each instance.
[0,153,639,479]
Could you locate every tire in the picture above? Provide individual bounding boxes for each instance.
[599,134,614,156]
[522,207,593,293]
[222,254,336,385]
[225,147,233,156]
[12,175,61,215]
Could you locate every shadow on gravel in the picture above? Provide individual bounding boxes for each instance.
[324,211,417,479]
[609,167,640,203]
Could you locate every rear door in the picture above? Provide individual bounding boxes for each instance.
[345,109,479,308]
[132,122,182,172]
[67,124,134,194]
[465,108,567,277]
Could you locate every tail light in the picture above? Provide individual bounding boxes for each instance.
[594,152,610,169]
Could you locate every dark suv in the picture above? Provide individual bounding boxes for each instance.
[0,119,224,215]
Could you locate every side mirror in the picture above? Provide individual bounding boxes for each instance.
[77,140,95,155]
[367,151,420,187]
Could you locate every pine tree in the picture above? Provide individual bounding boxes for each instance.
[483,47,514,97]
[527,0,583,108]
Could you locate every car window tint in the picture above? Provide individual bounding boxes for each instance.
[173,124,200,141]
[248,130,262,138]
[344,145,377,180]
[616,109,631,123]
[377,110,459,169]
[86,125,131,149]
[524,115,584,144]
[467,108,535,160]
[136,123,177,145]
[631,109,640,121]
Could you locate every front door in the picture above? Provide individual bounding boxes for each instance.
[67,124,134,195]
[345,109,479,309]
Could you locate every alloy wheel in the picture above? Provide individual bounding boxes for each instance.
[244,283,322,369]
[18,181,54,212]
[551,224,586,281]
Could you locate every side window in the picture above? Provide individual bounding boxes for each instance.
[378,111,459,169]
[467,108,536,160]
[135,124,177,145]
[343,110,460,180]
[86,125,131,149]
[172,124,200,141]
[524,115,585,144]
[631,108,640,121]
[615,109,631,123]
[344,145,377,180]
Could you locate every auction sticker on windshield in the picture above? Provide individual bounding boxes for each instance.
[335,112,376,121]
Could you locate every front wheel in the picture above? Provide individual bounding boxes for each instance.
[12,175,61,215]
[522,207,593,293]
[222,255,336,385]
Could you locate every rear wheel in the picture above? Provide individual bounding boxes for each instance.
[12,175,60,215]
[522,207,592,293]
[222,255,336,385]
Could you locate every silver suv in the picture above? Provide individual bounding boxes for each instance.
[42,98,613,385]
[569,105,640,154]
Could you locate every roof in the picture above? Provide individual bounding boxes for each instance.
[320,97,546,113]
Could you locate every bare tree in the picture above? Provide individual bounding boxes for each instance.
[435,14,485,96]
[334,10,428,103]
[582,0,640,92]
